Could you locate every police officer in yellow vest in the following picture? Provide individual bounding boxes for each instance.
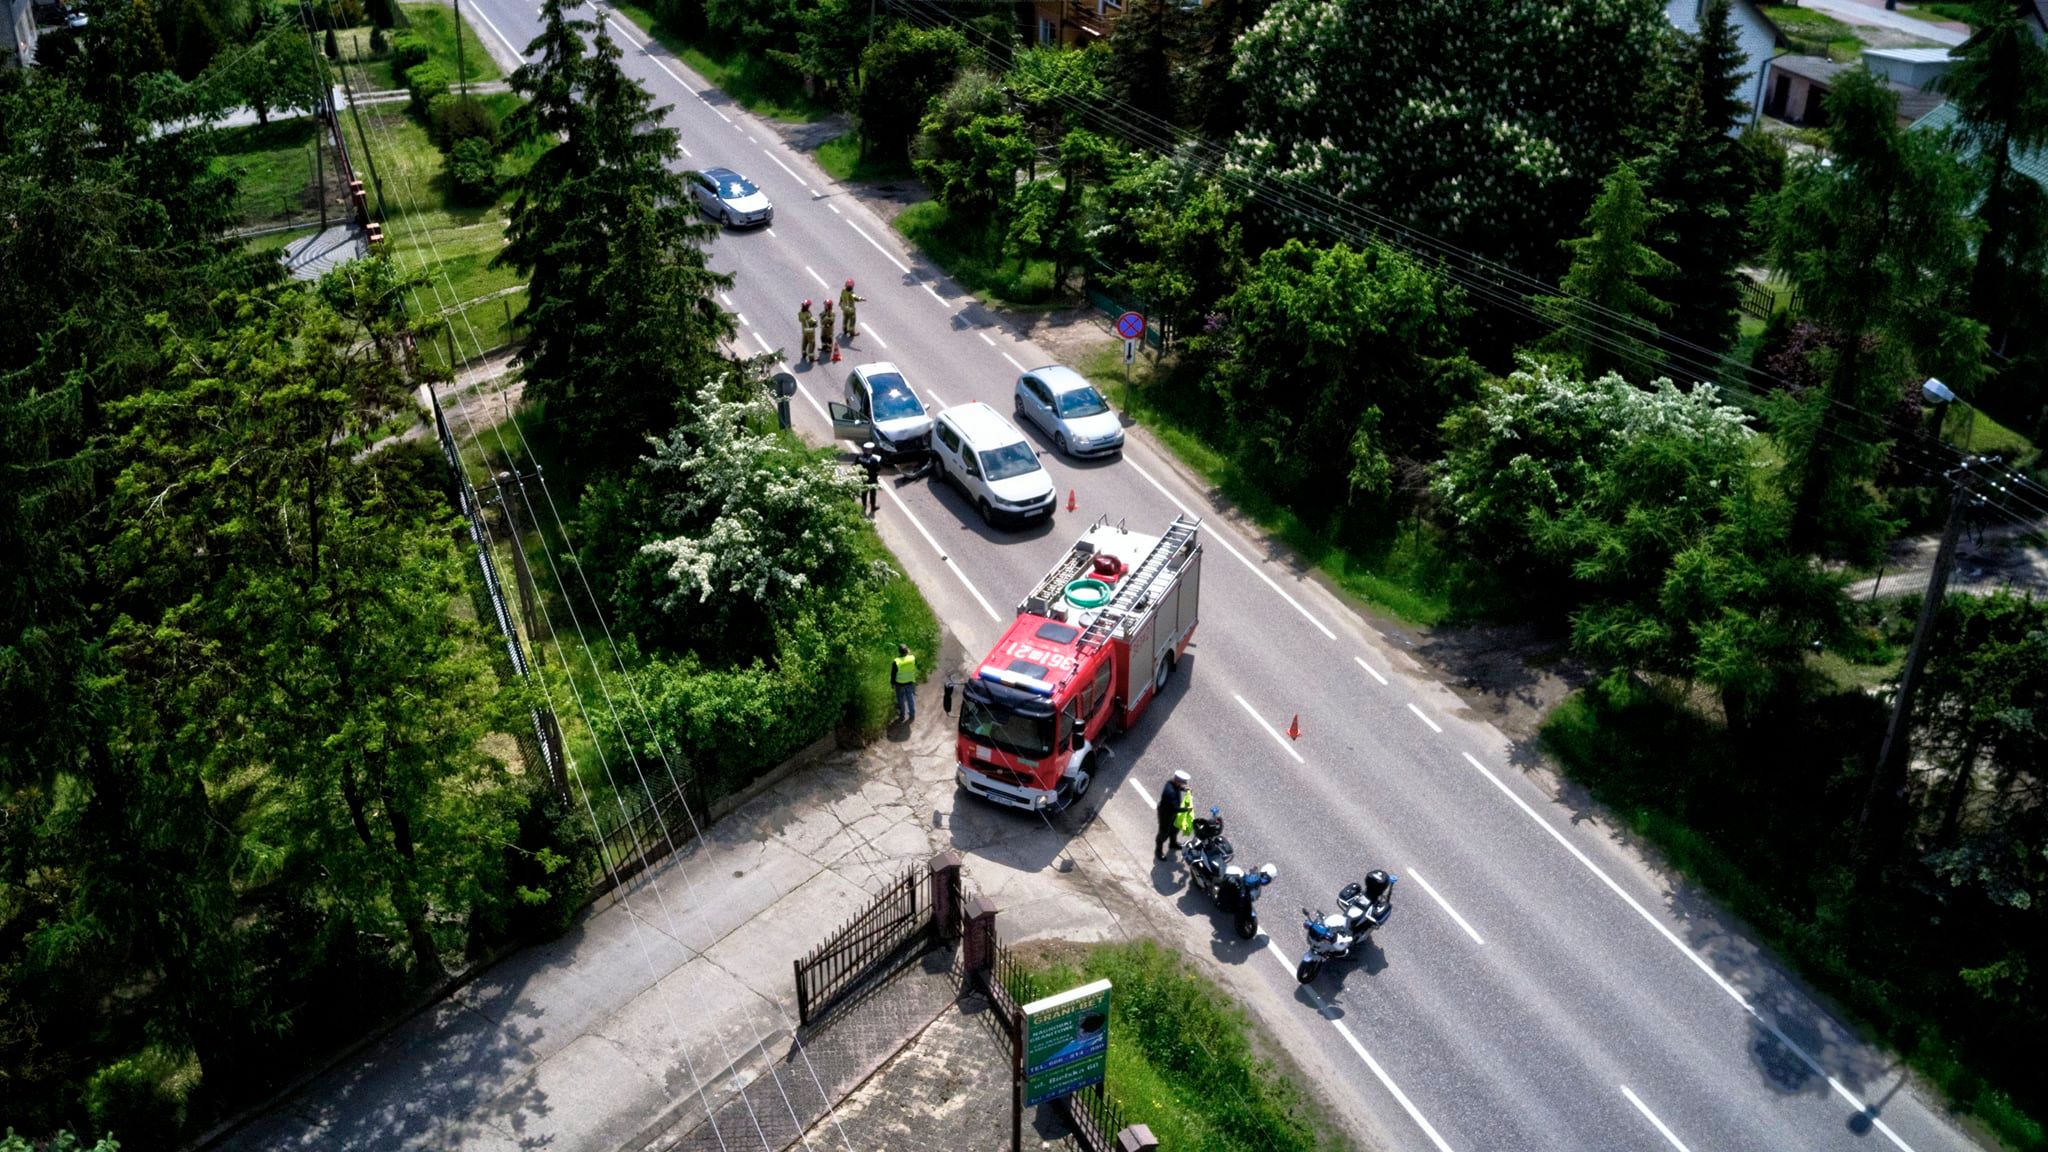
[891,644,918,724]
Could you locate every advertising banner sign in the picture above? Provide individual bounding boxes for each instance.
[1022,978,1111,1106]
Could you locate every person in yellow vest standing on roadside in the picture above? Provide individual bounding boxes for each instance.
[891,644,918,724]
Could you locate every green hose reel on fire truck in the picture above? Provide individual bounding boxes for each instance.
[1063,578,1113,610]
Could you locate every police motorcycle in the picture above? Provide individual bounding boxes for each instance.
[1180,807,1277,939]
[1295,869,1398,983]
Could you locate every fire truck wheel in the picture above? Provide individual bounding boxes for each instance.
[1154,651,1177,693]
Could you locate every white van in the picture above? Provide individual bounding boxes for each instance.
[931,402,1057,526]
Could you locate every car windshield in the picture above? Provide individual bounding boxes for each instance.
[1057,386,1109,418]
[868,375,925,421]
[961,698,1055,759]
[979,440,1041,482]
[719,177,759,198]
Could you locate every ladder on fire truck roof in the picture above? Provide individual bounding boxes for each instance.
[1076,515,1201,653]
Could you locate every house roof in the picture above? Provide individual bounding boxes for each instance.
[1772,54,1848,85]
[1665,0,1790,48]
[1911,102,2048,192]
[1863,47,1952,64]
[1769,55,1948,121]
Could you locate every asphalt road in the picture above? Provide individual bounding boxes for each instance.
[453,6,1988,1151]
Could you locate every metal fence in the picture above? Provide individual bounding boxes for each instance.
[426,383,566,797]
[589,781,703,895]
[794,866,934,1026]
[979,921,1132,1152]
[1738,272,1778,321]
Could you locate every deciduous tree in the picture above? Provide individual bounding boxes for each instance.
[1232,0,1669,273]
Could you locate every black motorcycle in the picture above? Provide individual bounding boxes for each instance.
[1180,807,1276,938]
[1296,870,1397,983]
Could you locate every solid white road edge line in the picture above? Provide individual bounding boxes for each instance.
[1354,655,1389,685]
[1407,702,1443,734]
[1405,867,1483,946]
[882,485,1002,623]
[1457,752,1918,1152]
[1002,352,1025,371]
[844,220,914,275]
[466,1,522,57]
[1126,458,1338,640]
[1232,694,1305,765]
[1620,1086,1694,1152]
[760,148,804,183]
[1262,944,1457,1152]
[601,14,729,124]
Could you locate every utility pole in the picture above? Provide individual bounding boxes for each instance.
[1858,461,1976,840]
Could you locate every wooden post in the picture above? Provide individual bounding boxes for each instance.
[1861,478,1971,841]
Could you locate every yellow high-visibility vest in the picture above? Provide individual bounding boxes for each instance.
[892,654,917,684]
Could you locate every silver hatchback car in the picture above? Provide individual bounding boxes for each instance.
[688,167,773,227]
[1013,364,1124,458]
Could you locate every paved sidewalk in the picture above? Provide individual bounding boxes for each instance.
[216,635,1138,1152]
[794,992,1084,1152]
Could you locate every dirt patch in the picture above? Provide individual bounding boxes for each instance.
[1413,620,1593,746]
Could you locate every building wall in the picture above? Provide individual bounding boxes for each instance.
[1863,53,1950,89]
[1664,0,1785,126]
[5,0,35,68]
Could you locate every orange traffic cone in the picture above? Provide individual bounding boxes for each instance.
[830,340,842,364]
[1287,714,1301,741]
[1066,489,1078,513]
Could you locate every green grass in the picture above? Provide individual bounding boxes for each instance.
[814,131,915,184]
[1940,404,2038,466]
[1079,342,1474,626]
[847,502,942,732]
[1761,3,1865,61]
[893,200,1064,308]
[399,2,503,83]
[1899,1,1984,27]
[608,3,832,122]
[1542,679,2048,1152]
[334,26,401,90]
[1008,941,1349,1152]
[338,101,527,358]
[242,224,322,254]
[215,118,323,227]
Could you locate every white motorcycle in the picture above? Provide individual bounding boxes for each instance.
[1295,870,1397,983]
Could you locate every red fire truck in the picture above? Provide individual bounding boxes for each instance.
[951,515,1203,811]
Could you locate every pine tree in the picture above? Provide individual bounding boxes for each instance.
[1645,0,1756,357]
[1935,0,2048,421]
[498,11,732,456]
[1538,161,1676,382]
[1765,71,1984,560]
[1104,0,1179,134]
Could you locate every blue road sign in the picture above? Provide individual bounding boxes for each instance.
[1115,311,1145,340]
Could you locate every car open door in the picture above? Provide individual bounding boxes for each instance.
[828,401,873,443]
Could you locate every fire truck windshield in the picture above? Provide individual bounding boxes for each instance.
[961,696,1055,759]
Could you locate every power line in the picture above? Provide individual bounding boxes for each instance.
[899,0,2048,529]
[333,41,761,1152]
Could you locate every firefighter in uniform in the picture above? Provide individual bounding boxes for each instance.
[818,298,836,357]
[839,278,865,338]
[798,299,816,362]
